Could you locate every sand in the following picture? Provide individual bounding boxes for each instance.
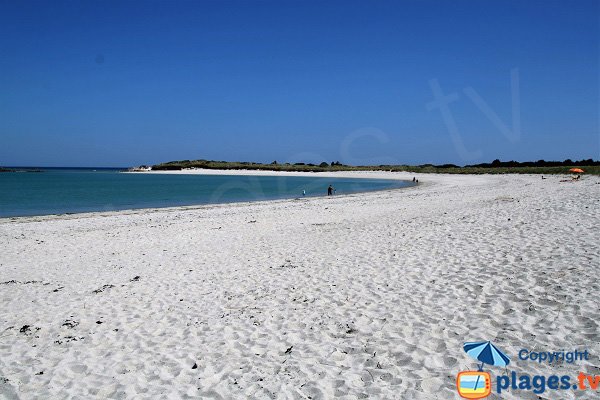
[0,171,598,399]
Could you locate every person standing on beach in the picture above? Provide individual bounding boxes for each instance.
[327,185,333,196]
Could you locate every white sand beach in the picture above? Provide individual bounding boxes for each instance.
[0,172,599,399]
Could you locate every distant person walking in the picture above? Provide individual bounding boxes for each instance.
[327,185,334,196]
[302,189,306,196]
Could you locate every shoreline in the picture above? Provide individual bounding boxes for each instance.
[0,170,590,224]
[3,169,587,223]
[1,170,423,223]
[129,167,422,179]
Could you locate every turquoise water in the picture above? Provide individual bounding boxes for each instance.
[0,168,413,217]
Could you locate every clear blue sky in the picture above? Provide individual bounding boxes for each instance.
[1,0,598,167]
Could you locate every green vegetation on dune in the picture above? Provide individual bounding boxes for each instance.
[151,159,353,172]
[150,159,600,175]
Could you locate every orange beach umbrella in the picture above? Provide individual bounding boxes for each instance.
[569,168,584,173]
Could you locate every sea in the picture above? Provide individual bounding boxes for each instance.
[0,167,414,218]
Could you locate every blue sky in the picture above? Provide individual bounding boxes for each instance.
[0,0,598,167]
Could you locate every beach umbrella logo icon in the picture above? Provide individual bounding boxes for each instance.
[456,341,510,399]
[464,341,511,369]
